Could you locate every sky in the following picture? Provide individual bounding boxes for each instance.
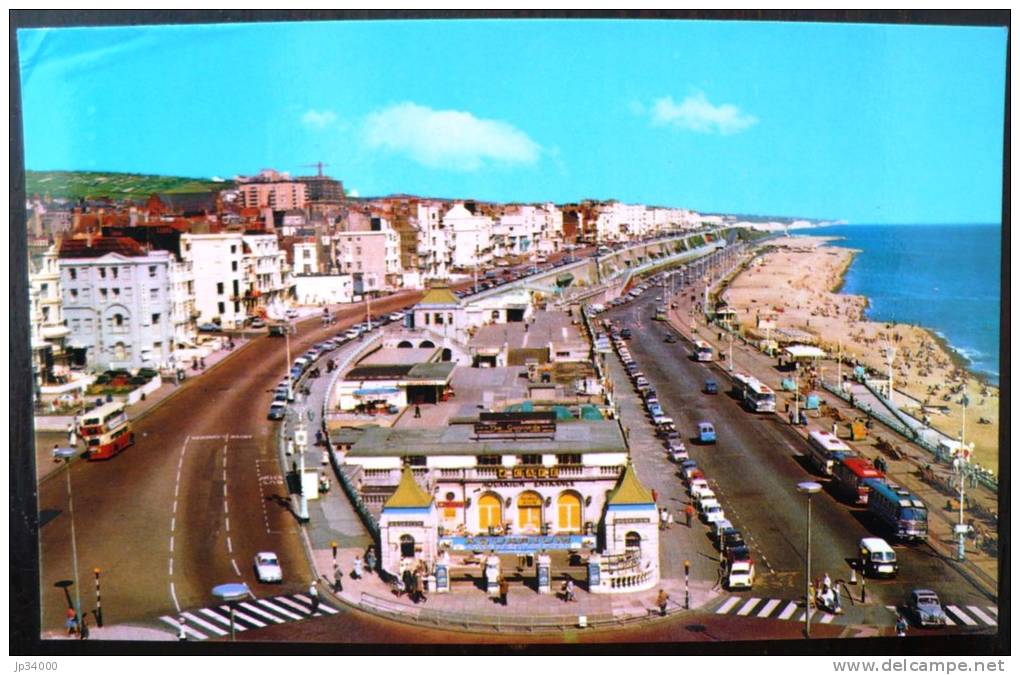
[17,19,1007,223]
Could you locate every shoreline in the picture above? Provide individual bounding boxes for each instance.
[722,236,999,472]
[819,234,998,388]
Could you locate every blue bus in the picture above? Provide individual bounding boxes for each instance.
[866,480,928,542]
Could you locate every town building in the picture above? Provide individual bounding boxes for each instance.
[235,169,307,211]
[58,236,175,370]
[333,216,402,292]
[242,233,291,315]
[291,274,355,306]
[181,232,247,329]
[416,201,452,280]
[28,243,71,386]
[443,203,493,270]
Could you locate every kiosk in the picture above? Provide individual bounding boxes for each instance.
[537,551,552,594]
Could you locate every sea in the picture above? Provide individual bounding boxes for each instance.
[796,224,1002,386]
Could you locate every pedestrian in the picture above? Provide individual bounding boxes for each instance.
[659,508,668,530]
[831,422,838,437]
[657,588,670,616]
[565,579,576,602]
[79,613,90,640]
[498,575,509,606]
[896,614,908,637]
[177,615,188,641]
[414,404,421,419]
[403,568,414,599]
[409,569,421,604]
[685,504,694,528]
[309,583,320,613]
[65,608,77,636]
[667,511,674,528]
[823,573,832,592]
[352,555,363,580]
[365,546,377,574]
[415,570,426,604]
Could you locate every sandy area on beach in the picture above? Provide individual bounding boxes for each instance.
[721,236,999,473]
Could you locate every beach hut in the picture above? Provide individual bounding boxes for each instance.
[779,344,826,371]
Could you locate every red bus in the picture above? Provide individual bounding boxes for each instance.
[79,402,134,460]
[833,456,884,505]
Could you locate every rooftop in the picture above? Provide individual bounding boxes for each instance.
[358,347,440,366]
[346,420,626,458]
[418,284,461,307]
[383,466,434,509]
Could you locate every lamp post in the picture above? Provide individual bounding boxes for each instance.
[797,481,822,638]
[793,364,800,425]
[211,583,251,642]
[93,568,103,627]
[885,346,897,405]
[291,404,310,523]
[955,392,971,561]
[53,447,83,639]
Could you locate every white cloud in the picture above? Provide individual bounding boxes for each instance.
[649,93,757,135]
[347,188,359,198]
[363,102,541,171]
[301,109,337,129]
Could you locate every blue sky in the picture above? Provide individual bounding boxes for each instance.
[17,19,1006,223]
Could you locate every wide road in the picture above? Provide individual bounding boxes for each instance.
[36,248,589,636]
[603,288,992,614]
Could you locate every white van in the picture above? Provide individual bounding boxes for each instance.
[858,537,898,578]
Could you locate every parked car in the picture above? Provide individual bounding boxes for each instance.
[702,502,726,524]
[704,379,719,395]
[285,309,299,319]
[720,529,747,554]
[198,323,221,333]
[249,318,267,329]
[666,441,688,462]
[698,422,717,444]
[906,589,949,627]
[664,334,677,344]
[389,311,405,322]
[695,489,718,509]
[267,401,287,421]
[725,547,755,589]
[254,551,283,583]
[712,519,734,540]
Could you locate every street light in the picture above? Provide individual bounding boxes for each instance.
[52,447,83,639]
[797,481,822,639]
[290,404,311,523]
[955,392,971,561]
[211,582,251,642]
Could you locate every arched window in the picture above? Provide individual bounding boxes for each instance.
[478,493,502,532]
[397,341,413,348]
[441,348,453,362]
[517,491,543,533]
[625,531,642,551]
[419,340,435,349]
[399,534,415,558]
[556,492,582,533]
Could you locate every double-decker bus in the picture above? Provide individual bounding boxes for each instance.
[78,402,134,460]
[692,340,714,362]
[833,456,884,505]
[805,430,855,476]
[866,480,928,541]
[741,377,776,413]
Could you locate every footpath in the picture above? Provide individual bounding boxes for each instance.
[665,280,999,601]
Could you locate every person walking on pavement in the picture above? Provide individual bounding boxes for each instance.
[352,555,363,580]
[657,589,670,616]
[414,404,421,419]
[79,614,90,640]
[365,546,377,574]
[177,615,188,641]
[685,503,694,528]
[565,579,576,603]
[896,614,908,637]
[309,583,320,613]
[65,608,78,636]
[415,568,427,604]
[667,511,674,529]
[498,575,509,607]
[333,564,344,593]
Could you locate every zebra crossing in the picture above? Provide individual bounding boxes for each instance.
[715,596,840,624]
[711,594,998,629]
[884,604,998,628]
[160,593,339,640]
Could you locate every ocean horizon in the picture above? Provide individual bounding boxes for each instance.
[799,223,1002,386]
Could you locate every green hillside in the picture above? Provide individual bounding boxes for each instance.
[25,170,231,202]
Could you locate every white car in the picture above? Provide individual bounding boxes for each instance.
[388,311,405,322]
[688,478,710,497]
[712,518,734,540]
[695,489,717,508]
[702,502,726,524]
[285,309,299,320]
[254,552,283,583]
[345,328,361,339]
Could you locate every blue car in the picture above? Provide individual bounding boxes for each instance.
[704,379,719,395]
[698,422,717,444]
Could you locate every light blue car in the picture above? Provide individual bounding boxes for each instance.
[698,422,717,444]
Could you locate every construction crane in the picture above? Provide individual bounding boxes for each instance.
[302,162,330,177]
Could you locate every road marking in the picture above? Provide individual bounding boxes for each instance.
[967,606,996,626]
[736,598,761,616]
[274,596,313,614]
[169,536,174,553]
[239,602,286,623]
[176,468,182,483]
[225,517,230,532]
[716,597,741,614]
[223,484,228,497]
[173,499,178,514]
[987,606,998,617]
[171,517,175,532]
[946,605,978,626]
[222,469,227,481]
[169,583,181,613]
[757,599,781,618]
[169,558,173,576]
[190,435,225,440]
[224,500,229,514]
[200,608,247,631]
[226,536,233,554]
[777,602,798,620]
[160,616,203,639]
[228,434,253,440]
[231,558,241,576]
[886,605,897,613]
[257,598,303,621]
[295,594,339,614]
[820,612,836,624]
[174,484,179,498]
[219,606,267,628]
